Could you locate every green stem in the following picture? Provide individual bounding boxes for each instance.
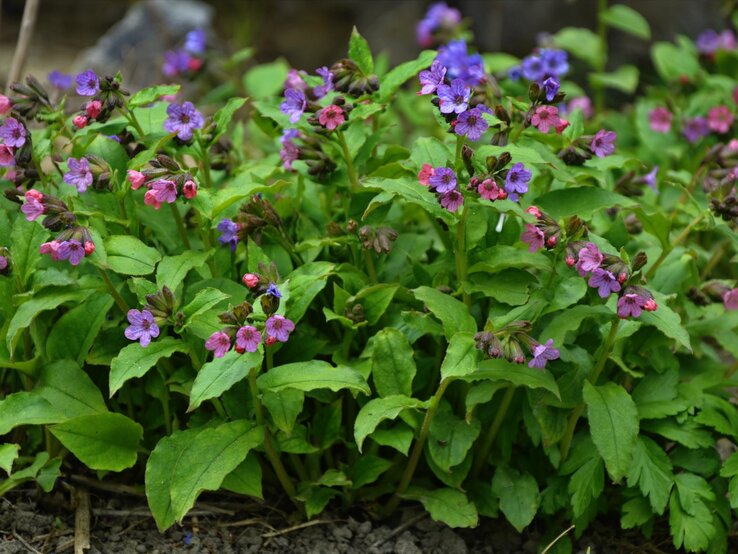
[363,249,377,284]
[454,206,471,308]
[198,140,213,189]
[97,267,130,313]
[336,129,358,192]
[124,106,146,138]
[645,212,705,280]
[559,318,620,462]
[383,379,452,516]
[470,385,516,479]
[169,203,192,250]
[454,135,464,174]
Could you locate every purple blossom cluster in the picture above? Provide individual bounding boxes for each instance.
[416,2,461,47]
[435,40,486,87]
[162,28,207,78]
[508,49,569,86]
[696,29,736,55]
[38,226,95,267]
[475,328,560,369]
[418,165,463,212]
[649,105,734,143]
[466,155,533,204]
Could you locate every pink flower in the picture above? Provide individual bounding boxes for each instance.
[86,100,102,119]
[0,95,11,114]
[150,179,178,204]
[72,115,88,129]
[708,105,733,134]
[554,118,570,134]
[0,145,14,167]
[723,288,738,310]
[439,190,464,212]
[526,206,542,219]
[418,163,434,186]
[127,170,146,190]
[21,189,45,221]
[235,326,262,353]
[242,273,259,288]
[39,240,63,261]
[144,189,162,210]
[477,178,502,201]
[205,331,231,358]
[531,105,561,134]
[317,105,345,131]
[567,96,593,119]
[265,315,295,343]
[182,179,198,199]
[84,241,95,255]
[648,107,672,133]
[521,224,544,252]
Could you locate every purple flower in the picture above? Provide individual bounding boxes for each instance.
[641,166,659,191]
[528,339,560,369]
[521,55,545,82]
[417,2,461,46]
[436,41,485,87]
[696,29,735,54]
[150,179,178,204]
[521,224,544,252]
[590,129,616,158]
[507,66,523,81]
[575,242,603,276]
[588,268,621,298]
[184,28,207,54]
[265,315,295,343]
[504,162,531,201]
[75,70,100,96]
[163,50,191,77]
[314,66,334,98]
[21,195,44,221]
[124,309,160,347]
[0,256,7,271]
[217,218,239,251]
[566,96,593,119]
[280,89,306,124]
[540,49,569,77]
[682,117,710,143]
[163,101,204,141]
[437,78,470,114]
[285,69,308,91]
[542,76,560,102]
[48,70,72,90]
[428,167,456,193]
[0,117,26,148]
[418,60,447,95]
[205,331,231,358]
[455,107,489,141]
[439,190,464,212]
[617,293,648,319]
[279,128,301,170]
[723,289,738,310]
[63,157,93,193]
[266,283,282,298]
[236,325,262,353]
[57,240,85,266]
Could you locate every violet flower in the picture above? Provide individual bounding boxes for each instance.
[455,107,488,141]
[314,67,334,98]
[205,331,231,358]
[124,309,160,347]
[528,339,560,369]
[236,326,262,353]
[63,157,93,193]
[540,49,569,77]
[522,224,545,252]
[164,101,204,141]
[75,70,100,96]
[184,28,207,54]
[682,117,709,143]
[723,289,738,310]
[590,130,616,158]
[617,293,648,318]
[436,41,484,87]
[542,76,560,102]
[575,242,603,276]
[266,283,282,298]
[163,50,191,77]
[280,89,306,124]
[521,55,545,82]
[217,218,239,251]
[504,163,531,201]
[437,78,471,114]
[0,118,26,148]
[428,167,456,193]
[265,315,295,343]
[48,70,72,90]
[588,268,621,298]
[57,240,85,266]
[418,60,447,95]
[648,107,672,133]
[21,190,44,221]
[150,179,178,204]
[440,189,464,212]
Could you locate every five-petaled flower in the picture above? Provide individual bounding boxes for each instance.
[75,70,100,96]
[528,339,560,369]
[236,326,262,353]
[428,167,456,193]
[265,315,295,343]
[455,107,489,141]
[588,268,622,298]
[205,331,231,358]
[164,101,204,141]
[125,309,160,347]
[590,129,616,157]
[63,157,93,193]
[504,163,531,202]
[437,78,471,114]
[522,224,544,252]
[0,117,26,148]
[418,60,447,95]
[280,89,307,124]
[318,105,345,131]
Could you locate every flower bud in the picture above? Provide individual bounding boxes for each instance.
[73,114,88,129]
[182,179,198,199]
[242,273,260,288]
[0,95,12,114]
[631,251,648,272]
[84,241,95,255]
[86,100,102,119]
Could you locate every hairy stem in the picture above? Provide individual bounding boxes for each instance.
[97,267,130,313]
[169,203,192,250]
[470,385,516,479]
[336,129,358,192]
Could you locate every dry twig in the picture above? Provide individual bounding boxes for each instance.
[6,0,40,91]
[261,519,339,539]
[73,488,91,554]
[370,511,428,548]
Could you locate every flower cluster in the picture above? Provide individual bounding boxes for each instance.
[466,151,532,203]
[649,104,734,142]
[163,28,207,78]
[435,40,485,87]
[475,322,560,369]
[508,48,569,86]
[39,226,95,266]
[126,153,198,209]
[124,287,179,347]
[416,2,461,47]
[71,70,134,130]
[696,29,736,55]
[418,165,463,212]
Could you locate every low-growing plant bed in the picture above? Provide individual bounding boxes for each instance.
[2,2,738,553]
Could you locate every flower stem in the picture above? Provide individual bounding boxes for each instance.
[470,385,516,479]
[383,378,452,516]
[454,135,464,174]
[363,249,377,284]
[559,318,620,462]
[645,212,705,280]
[124,107,146,139]
[336,129,358,192]
[169,203,192,250]
[97,267,130,313]
[198,140,213,188]
[454,206,471,308]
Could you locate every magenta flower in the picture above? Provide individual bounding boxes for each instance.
[236,326,262,353]
[314,67,334,98]
[455,107,489,141]
[57,240,86,266]
[723,289,738,310]
[648,107,672,133]
[428,167,456,193]
[440,189,464,212]
[164,102,204,141]
[477,178,502,201]
[0,256,7,271]
[265,315,295,343]
[124,309,160,347]
[522,224,545,252]
[318,105,345,131]
[528,339,560,369]
[63,157,93,193]
[640,166,659,191]
[39,240,63,261]
[575,242,603,276]
[590,129,616,158]
[567,96,593,119]
[21,190,44,221]
[437,78,470,114]
[0,145,13,166]
[150,179,178,204]
[284,69,308,91]
[418,60,447,95]
[127,170,146,190]
[205,331,231,358]
[617,293,649,319]
[75,70,100,96]
[531,105,561,134]
[588,268,621,298]
[0,117,26,148]
[504,162,531,201]
[683,117,709,143]
[708,105,733,134]
[280,89,306,124]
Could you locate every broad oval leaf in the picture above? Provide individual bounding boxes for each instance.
[109,337,189,397]
[371,328,416,397]
[258,360,370,395]
[354,395,428,451]
[440,332,478,382]
[460,358,560,398]
[402,486,478,528]
[46,296,113,365]
[413,286,476,340]
[104,235,162,275]
[188,349,263,411]
[491,467,540,532]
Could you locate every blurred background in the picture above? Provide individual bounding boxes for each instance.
[0,0,734,89]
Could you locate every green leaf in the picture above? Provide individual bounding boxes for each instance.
[552,27,604,68]
[364,177,454,224]
[669,473,716,552]
[351,284,398,325]
[213,97,247,137]
[50,413,142,471]
[156,251,211,292]
[188,349,263,411]
[349,454,393,488]
[539,305,613,345]
[632,368,685,420]
[639,292,691,351]
[535,187,636,220]
[46,295,113,365]
[370,424,414,455]
[348,26,374,75]
[583,382,639,482]
[474,144,548,166]
[242,60,290,99]
[285,262,334,323]
[0,443,19,475]
[86,136,129,184]
[483,52,520,73]
[491,467,540,532]
[109,337,188,396]
[589,65,639,94]
[460,358,560,398]
[354,395,428,451]
[128,85,181,108]
[11,218,48,288]
[652,41,700,82]
[561,437,604,518]
[0,393,64,435]
[464,270,535,306]
[428,402,480,472]
[258,360,370,395]
[37,360,108,418]
[626,436,674,514]
[378,50,436,101]
[600,5,650,39]
[440,332,478,381]
[104,235,161,275]
[642,419,714,449]
[146,421,263,531]
[413,286,476,340]
[410,136,453,169]
[262,389,304,436]
[180,287,230,325]
[403,486,478,528]
[371,328,416,397]
[621,495,654,529]
[468,246,551,274]
[221,453,262,499]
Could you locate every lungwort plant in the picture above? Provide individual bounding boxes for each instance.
[1,4,738,552]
